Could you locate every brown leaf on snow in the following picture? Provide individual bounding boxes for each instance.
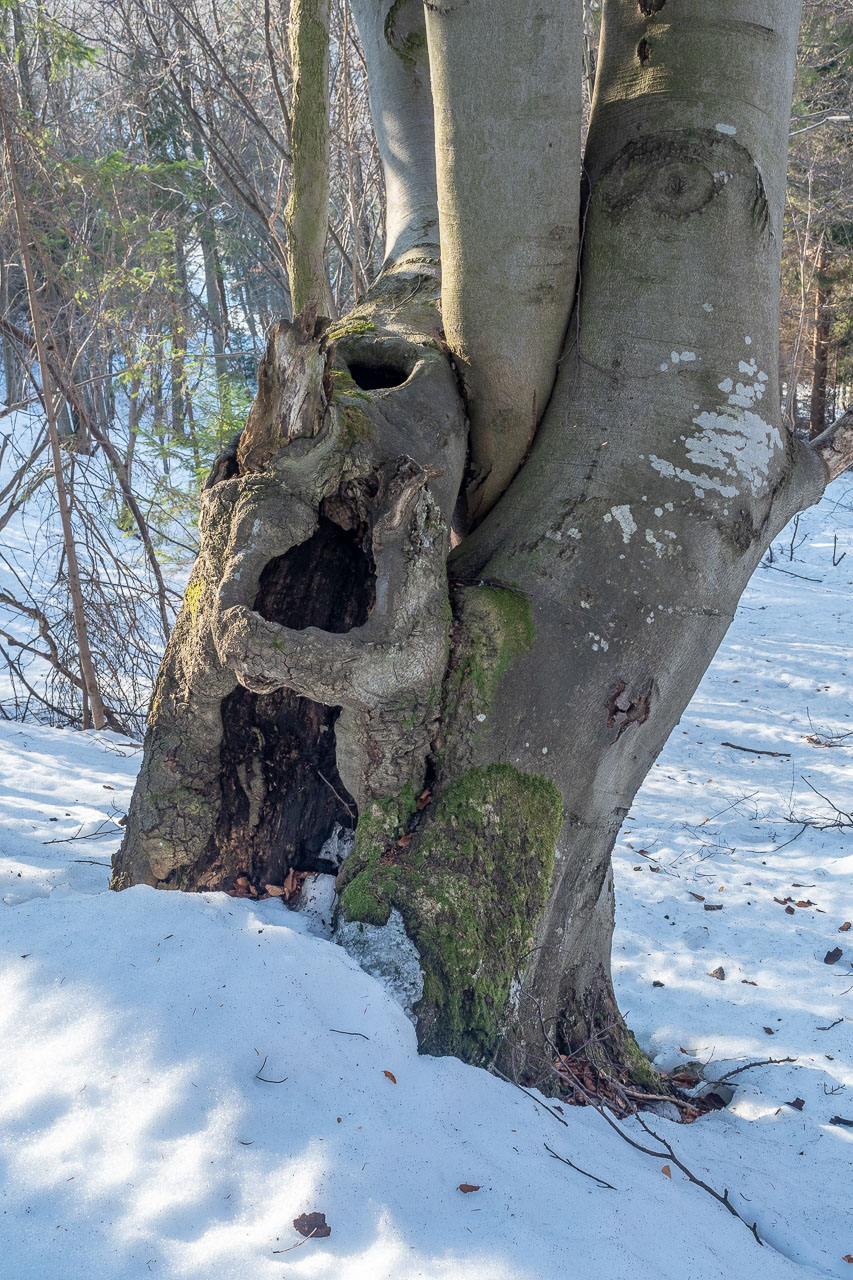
[458,1183,481,1194]
[293,1211,331,1239]
[840,922,852,932]
[741,979,758,986]
[824,947,844,965]
[763,1027,775,1035]
[661,1165,672,1179]
[842,1255,853,1264]
[689,892,705,901]
[796,900,815,908]
[708,967,726,981]
[786,1098,805,1111]
[282,868,308,903]
[785,906,796,915]
[383,1070,397,1084]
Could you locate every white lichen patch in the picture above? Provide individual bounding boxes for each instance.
[715,123,737,135]
[649,403,781,499]
[336,908,424,1023]
[703,302,713,312]
[603,505,636,543]
[649,352,782,499]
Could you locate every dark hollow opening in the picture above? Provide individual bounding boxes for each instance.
[346,359,409,391]
[211,505,376,894]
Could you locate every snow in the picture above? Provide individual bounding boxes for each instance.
[1,480,852,1278]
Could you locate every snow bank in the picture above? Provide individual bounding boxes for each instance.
[1,479,852,1278]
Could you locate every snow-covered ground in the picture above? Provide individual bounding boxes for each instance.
[1,480,851,1279]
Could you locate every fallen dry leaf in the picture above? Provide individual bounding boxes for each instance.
[458,1184,481,1194]
[741,979,758,986]
[383,1070,397,1084]
[785,906,796,915]
[763,1027,775,1035]
[661,1165,672,1179]
[689,892,705,901]
[840,922,851,932]
[786,1098,805,1110]
[293,1211,331,1238]
[265,884,285,896]
[796,900,815,908]
[843,1255,853,1264]
[416,788,432,811]
[282,868,308,903]
[824,947,843,965]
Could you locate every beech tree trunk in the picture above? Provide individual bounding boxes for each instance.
[113,0,853,1089]
[809,239,832,439]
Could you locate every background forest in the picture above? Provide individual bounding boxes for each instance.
[0,0,850,733]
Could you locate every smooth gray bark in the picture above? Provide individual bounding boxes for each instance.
[425,0,582,522]
[350,0,439,263]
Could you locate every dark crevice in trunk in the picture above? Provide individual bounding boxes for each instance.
[347,358,410,390]
[205,502,376,893]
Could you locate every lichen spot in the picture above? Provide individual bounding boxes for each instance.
[603,505,636,544]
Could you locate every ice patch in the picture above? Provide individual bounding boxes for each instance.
[296,872,338,939]
[715,123,737,135]
[336,908,424,1022]
[318,822,354,871]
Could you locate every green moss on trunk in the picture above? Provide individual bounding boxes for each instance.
[337,763,562,1064]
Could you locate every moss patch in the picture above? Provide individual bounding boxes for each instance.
[327,317,377,342]
[338,763,562,1064]
[623,1029,661,1091]
[437,585,534,772]
[183,577,204,617]
[337,402,372,445]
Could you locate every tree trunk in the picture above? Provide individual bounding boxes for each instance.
[115,0,853,1090]
[809,239,832,439]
